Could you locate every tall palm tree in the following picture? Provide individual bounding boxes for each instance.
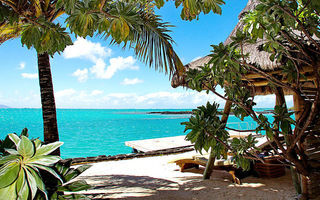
[0,0,224,155]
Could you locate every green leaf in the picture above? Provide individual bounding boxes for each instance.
[35,142,63,156]
[57,180,91,192]
[28,155,61,166]
[30,164,63,184]
[16,170,29,200]
[19,128,29,138]
[17,136,34,158]
[57,194,91,200]
[0,181,17,200]
[0,154,20,165]
[8,133,20,147]
[0,160,21,188]
[28,167,47,200]
[25,167,37,199]
[64,165,91,182]
[5,149,19,155]
[33,139,42,149]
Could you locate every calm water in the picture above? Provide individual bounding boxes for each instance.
[0,108,272,158]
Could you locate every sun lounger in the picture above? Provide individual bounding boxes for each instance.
[170,136,279,184]
[170,155,241,184]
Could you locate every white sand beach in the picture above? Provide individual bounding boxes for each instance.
[75,151,296,199]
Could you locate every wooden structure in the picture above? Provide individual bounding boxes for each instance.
[170,155,241,184]
[254,156,286,178]
[125,135,192,153]
[125,131,254,153]
[171,0,320,199]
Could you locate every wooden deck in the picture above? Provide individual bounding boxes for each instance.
[125,131,256,153]
[125,135,192,153]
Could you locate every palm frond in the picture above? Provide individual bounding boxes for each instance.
[0,22,23,44]
[129,13,184,76]
[96,1,184,77]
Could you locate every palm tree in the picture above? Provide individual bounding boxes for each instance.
[0,0,224,155]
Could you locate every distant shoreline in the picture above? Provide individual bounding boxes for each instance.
[147,111,193,114]
[147,110,274,115]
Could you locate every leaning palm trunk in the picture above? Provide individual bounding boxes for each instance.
[37,53,60,156]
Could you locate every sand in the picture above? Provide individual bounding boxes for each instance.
[75,151,296,199]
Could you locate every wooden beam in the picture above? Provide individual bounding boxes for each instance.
[244,66,316,79]
[293,93,305,120]
[251,76,316,87]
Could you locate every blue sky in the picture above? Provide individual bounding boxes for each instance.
[0,1,293,109]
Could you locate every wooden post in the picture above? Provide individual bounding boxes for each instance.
[293,93,308,199]
[203,100,232,180]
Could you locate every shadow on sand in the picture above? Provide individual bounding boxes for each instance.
[74,169,295,200]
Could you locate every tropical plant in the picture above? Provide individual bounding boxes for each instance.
[182,0,319,198]
[0,132,91,200]
[0,134,63,199]
[39,160,91,200]
[0,128,29,156]
[183,102,262,171]
[0,0,225,156]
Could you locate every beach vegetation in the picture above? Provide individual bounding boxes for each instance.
[0,0,225,156]
[182,0,319,198]
[0,130,91,199]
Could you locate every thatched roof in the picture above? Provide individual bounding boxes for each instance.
[182,0,277,72]
[171,0,318,95]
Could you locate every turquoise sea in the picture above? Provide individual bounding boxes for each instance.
[0,108,272,159]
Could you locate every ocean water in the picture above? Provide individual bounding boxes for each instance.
[0,108,272,159]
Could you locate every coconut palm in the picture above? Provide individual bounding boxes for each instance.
[0,0,225,155]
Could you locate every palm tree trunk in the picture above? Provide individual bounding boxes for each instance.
[37,52,60,156]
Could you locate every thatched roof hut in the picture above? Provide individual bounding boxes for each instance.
[171,0,318,95]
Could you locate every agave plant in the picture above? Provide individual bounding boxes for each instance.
[0,133,63,200]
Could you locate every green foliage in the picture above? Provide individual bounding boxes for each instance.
[183,0,319,173]
[40,160,91,200]
[20,22,72,56]
[182,102,229,158]
[171,0,225,20]
[1,0,227,74]
[229,135,258,170]
[182,102,260,170]
[0,128,29,156]
[0,133,63,200]
[0,130,91,200]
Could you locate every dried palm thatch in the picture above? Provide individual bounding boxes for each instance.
[171,0,319,96]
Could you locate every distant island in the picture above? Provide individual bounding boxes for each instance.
[0,104,9,108]
[147,111,192,115]
[147,110,273,115]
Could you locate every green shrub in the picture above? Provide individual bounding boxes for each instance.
[0,130,91,200]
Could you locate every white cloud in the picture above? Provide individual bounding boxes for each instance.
[64,38,139,81]
[72,68,88,82]
[91,90,103,96]
[121,78,143,85]
[21,73,38,79]
[55,89,76,98]
[63,38,111,62]
[19,62,26,70]
[254,95,293,108]
[90,56,138,79]
[53,89,224,109]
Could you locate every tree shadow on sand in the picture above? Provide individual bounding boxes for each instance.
[77,174,181,199]
[76,170,295,200]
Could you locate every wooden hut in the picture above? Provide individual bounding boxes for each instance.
[171,0,320,199]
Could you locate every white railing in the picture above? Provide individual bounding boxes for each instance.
[225,122,258,136]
